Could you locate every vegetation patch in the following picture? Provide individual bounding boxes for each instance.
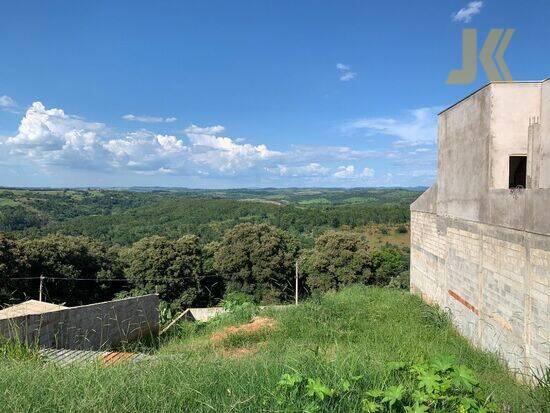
[0,286,546,412]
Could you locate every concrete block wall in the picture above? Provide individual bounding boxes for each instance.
[411,210,549,377]
[0,295,159,351]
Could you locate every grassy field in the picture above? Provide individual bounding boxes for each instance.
[0,287,546,412]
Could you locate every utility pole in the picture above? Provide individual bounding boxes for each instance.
[38,275,44,302]
[295,261,299,305]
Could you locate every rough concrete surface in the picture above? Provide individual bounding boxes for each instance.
[412,80,550,379]
[0,295,159,351]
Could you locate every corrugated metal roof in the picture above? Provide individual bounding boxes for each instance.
[39,348,153,366]
[0,300,67,320]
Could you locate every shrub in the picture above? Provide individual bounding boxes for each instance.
[371,246,409,286]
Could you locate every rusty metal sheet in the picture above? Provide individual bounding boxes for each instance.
[39,348,153,366]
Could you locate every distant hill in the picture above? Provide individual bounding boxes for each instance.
[0,188,421,246]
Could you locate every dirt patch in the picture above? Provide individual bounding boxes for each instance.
[219,344,263,359]
[211,316,277,344]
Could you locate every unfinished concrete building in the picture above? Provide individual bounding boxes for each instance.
[411,80,550,378]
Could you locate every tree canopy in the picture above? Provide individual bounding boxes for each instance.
[213,223,299,303]
[121,235,202,309]
[302,230,372,292]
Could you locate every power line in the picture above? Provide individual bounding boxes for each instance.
[10,275,223,282]
[10,277,129,281]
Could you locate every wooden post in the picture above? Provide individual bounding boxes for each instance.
[159,308,191,336]
[295,261,299,305]
[39,275,44,302]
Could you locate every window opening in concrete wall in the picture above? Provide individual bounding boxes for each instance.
[509,155,527,188]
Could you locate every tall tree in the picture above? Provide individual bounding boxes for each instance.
[21,234,121,305]
[213,223,299,303]
[0,234,28,304]
[121,235,202,309]
[302,230,372,292]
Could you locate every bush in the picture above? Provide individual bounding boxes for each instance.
[396,225,408,234]
[371,246,409,286]
[387,270,410,290]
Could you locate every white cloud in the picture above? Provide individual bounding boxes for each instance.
[6,102,108,169]
[336,63,357,82]
[0,95,16,108]
[5,103,287,176]
[452,1,483,23]
[288,145,380,162]
[267,163,330,177]
[331,165,375,179]
[185,124,225,135]
[360,167,375,178]
[5,102,190,173]
[104,131,188,172]
[3,103,401,185]
[333,165,355,178]
[184,124,281,173]
[344,107,439,146]
[122,114,177,123]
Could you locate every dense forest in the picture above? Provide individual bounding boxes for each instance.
[0,187,420,309]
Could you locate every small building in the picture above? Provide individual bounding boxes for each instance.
[411,80,550,378]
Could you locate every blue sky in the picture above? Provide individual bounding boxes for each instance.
[0,0,548,188]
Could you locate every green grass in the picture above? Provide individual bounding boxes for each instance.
[0,286,546,412]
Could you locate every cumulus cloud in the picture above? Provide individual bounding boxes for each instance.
[452,1,483,23]
[336,63,357,82]
[3,102,393,184]
[184,124,281,173]
[331,165,376,179]
[4,102,190,173]
[122,114,177,123]
[333,165,355,178]
[361,167,375,178]
[104,131,188,172]
[6,102,108,168]
[344,107,440,146]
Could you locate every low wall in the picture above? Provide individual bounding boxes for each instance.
[0,295,159,351]
[410,210,549,379]
[188,307,225,322]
